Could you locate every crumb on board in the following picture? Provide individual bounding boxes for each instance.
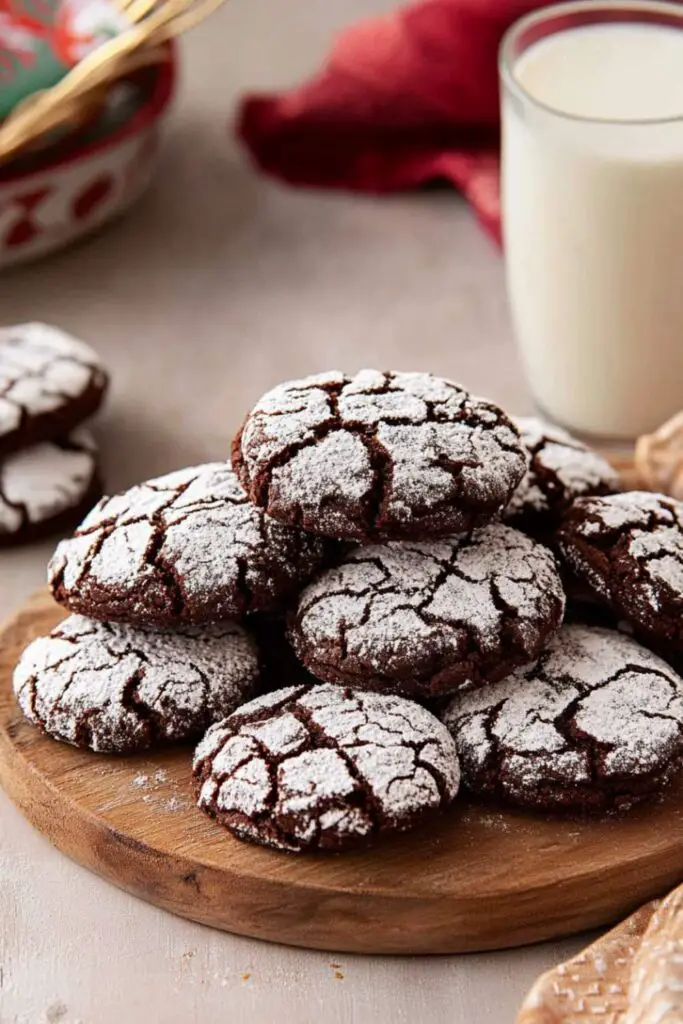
[132,769,168,790]
[328,961,344,980]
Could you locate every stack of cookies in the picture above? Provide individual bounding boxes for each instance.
[0,322,108,547]
[13,370,683,855]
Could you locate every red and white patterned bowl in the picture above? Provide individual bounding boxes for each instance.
[0,53,175,269]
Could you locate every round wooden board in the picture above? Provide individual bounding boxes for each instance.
[3,589,683,955]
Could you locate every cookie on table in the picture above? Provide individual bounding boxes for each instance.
[443,625,683,813]
[14,614,259,753]
[0,428,101,547]
[48,463,332,629]
[0,323,108,458]
[193,682,460,852]
[504,417,620,533]
[557,491,683,649]
[232,369,528,542]
[287,523,566,700]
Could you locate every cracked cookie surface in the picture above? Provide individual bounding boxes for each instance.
[232,369,528,541]
[443,624,683,812]
[504,417,620,534]
[48,463,332,628]
[193,682,460,852]
[0,323,108,457]
[288,522,566,699]
[0,427,101,546]
[558,492,683,648]
[13,614,259,753]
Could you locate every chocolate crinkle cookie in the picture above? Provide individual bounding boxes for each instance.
[288,522,566,700]
[13,614,259,753]
[557,491,683,649]
[443,625,683,813]
[48,463,332,629]
[0,322,108,458]
[503,417,620,533]
[0,428,101,547]
[193,683,460,852]
[232,369,528,542]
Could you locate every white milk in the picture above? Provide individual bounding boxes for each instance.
[503,19,683,438]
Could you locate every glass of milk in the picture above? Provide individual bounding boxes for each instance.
[501,0,683,439]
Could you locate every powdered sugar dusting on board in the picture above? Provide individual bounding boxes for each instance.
[48,463,329,627]
[95,767,190,814]
[235,369,527,540]
[443,624,683,810]
[126,769,191,814]
[289,522,565,697]
[13,614,259,752]
[193,682,460,852]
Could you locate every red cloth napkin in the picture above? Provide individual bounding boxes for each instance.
[238,0,554,244]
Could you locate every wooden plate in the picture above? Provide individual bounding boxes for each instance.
[3,587,683,954]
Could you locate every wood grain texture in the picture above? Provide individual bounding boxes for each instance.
[3,585,683,956]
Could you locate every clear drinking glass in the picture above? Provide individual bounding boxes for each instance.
[500,0,683,439]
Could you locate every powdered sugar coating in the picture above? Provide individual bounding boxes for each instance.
[0,323,107,455]
[0,428,98,540]
[14,614,259,753]
[48,463,330,628]
[558,492,683,647]
[193,682,460,852]
[288,522,566,699]
[504,417,620,526]
[443,624,683,811]
[233,370,527,541]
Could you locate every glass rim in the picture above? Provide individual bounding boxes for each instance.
[500,0,683,126]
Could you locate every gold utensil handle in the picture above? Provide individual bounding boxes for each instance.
[0,0,225,163]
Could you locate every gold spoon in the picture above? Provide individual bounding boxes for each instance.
[0,0,225,162]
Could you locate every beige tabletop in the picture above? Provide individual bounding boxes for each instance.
[0,1,592,1021]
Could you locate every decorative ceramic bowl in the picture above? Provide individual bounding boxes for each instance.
[0,51,175,269]
[0,0,131,121]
